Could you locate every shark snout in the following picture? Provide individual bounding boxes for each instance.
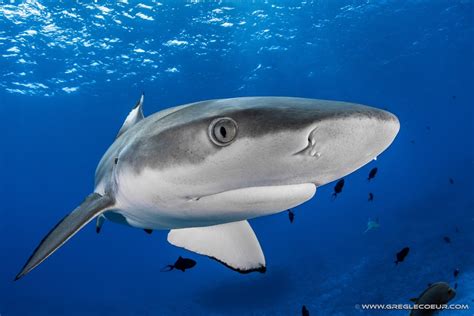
[296,106,400,185]
[355,107,400,153]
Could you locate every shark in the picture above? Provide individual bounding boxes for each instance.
[364,218,380,233]
[15,95,400,280]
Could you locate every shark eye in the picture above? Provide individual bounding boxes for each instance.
[208,117,238,146]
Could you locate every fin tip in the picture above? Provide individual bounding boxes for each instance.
[133,93,144,109]
[14,272,24,281]
[209,255,266,274]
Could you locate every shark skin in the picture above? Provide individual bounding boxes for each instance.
[16,95,400,279]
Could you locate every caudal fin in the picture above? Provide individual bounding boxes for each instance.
[15,193,114,280]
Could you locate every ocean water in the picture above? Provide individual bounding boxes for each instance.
[1,1,473,315]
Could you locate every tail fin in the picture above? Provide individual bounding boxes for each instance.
[161,265,174,272]
[15,193,114,280]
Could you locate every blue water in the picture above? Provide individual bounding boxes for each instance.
[1,1,473,315]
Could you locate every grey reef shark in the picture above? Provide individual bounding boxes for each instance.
[16,95,400,279]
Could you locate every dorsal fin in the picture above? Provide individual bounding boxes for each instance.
[116,93,144,138]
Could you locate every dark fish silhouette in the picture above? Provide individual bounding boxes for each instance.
[144,229,153,234]
[454,268,460,278]
[449,178,454,184]
[395,247,410,265]
[161,256,196,272]
[288,209,295,223]
[368,167,378,181]
[302,305,309,316]
[409,282,456,316]
[332,179,345,198]
[368,192,374,202]
[443,236,451,244]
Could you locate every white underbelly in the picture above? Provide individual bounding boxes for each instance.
[113,180,316,230]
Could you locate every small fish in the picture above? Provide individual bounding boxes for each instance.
[144,229,153,234]
[395,247,410,265]
[364,218,380,233]
[454,268,460,278]
[449,178,454,184]
[452,95,456,100]
[409,282,456,316]
[302,305,309,316]
[368,192,374,202]
[288,209,295,223]
[367,167,378,181]
[426,126,431,131]
[161,256,196,272]
[455,226,460,233]
[443,236,451,244]
[410,140,416,144]
[332,179,345,198]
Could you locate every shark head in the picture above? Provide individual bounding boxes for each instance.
[113,97,399,226]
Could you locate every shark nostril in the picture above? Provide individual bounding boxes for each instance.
[309,149,321,158]
[308,129,322,158]
[294,128,322,158]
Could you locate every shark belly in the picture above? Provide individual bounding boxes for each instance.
[111,167,316,229]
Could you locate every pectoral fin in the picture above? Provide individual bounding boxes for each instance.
[15,193,114,280]
[167,220,266,273]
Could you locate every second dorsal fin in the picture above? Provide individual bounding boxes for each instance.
[116,93,144,138]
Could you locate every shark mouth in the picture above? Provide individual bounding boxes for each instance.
[189,183,317,219]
